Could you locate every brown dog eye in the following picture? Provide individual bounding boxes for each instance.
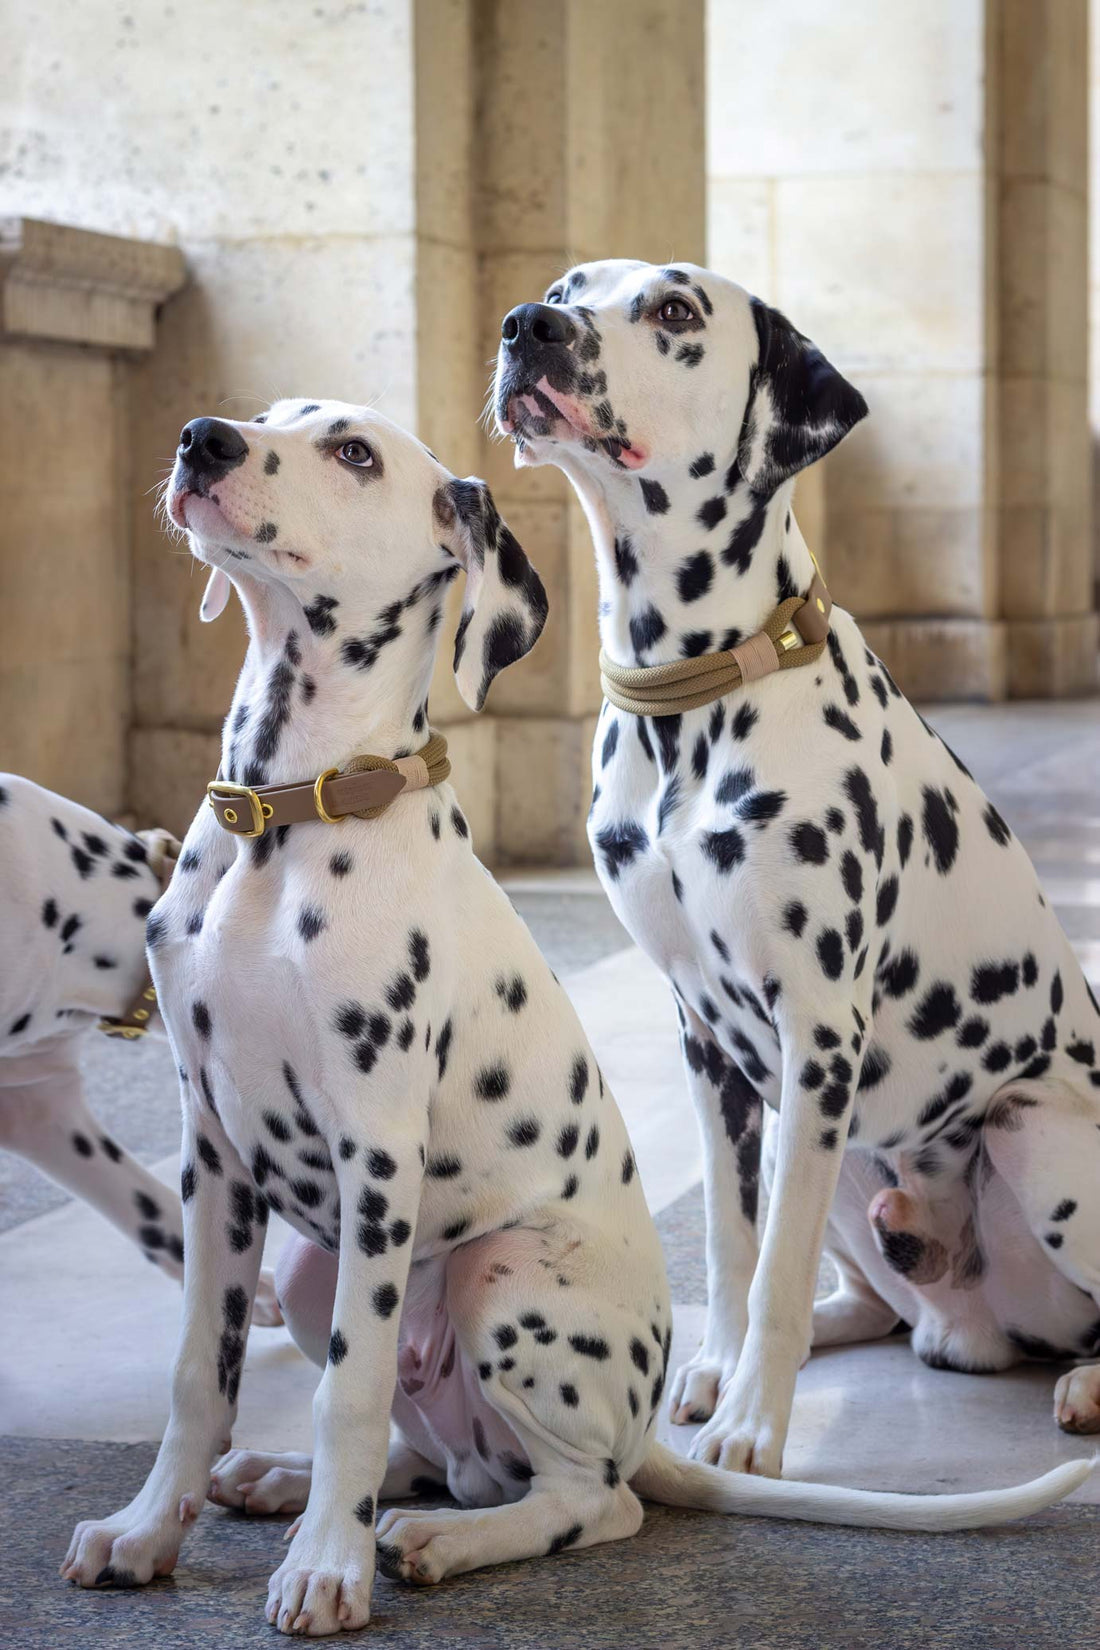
[339,440,373,467]
[658,298,694,325]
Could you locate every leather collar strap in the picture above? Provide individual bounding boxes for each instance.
[599,569,833,717]
[207,730,450,840]
[99,829,180,1041]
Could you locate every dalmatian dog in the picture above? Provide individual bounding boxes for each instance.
[60,401,1088,1636]
[0,776,281,1323]
[493,259,1100,1475]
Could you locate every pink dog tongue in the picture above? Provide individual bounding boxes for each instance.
[200,567,231,623]
[536,377,646,469]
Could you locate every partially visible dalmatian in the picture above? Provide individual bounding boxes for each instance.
[60,401,1088,1637]
[0,776,282,1325]
[493,258,1100,1475]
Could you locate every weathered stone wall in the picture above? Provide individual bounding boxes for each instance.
[708,0,1097,700]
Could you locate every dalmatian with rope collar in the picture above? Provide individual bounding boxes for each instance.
[0,778,282,1323]
[60,398,1089,1636]
[494,258,1100,1475]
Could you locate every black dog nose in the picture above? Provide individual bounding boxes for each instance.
[501,303,576,351]
[178,417,249,473]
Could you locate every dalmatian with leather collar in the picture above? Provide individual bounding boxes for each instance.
[493,258,1100,1474]
[61,399,1088,1636]
[0,776,281,1323]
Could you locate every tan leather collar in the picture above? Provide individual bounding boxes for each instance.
[599,569,833,717]
[207,731,450,839]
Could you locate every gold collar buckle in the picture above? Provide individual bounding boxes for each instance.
[206,780,272,838]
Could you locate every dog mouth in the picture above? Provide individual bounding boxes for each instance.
[168,484,308,568]
[497,373,646,470]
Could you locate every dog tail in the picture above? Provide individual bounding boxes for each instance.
[630,1441,1094,1531]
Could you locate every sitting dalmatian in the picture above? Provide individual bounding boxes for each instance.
[60,401,1087,1637]
[0,776,282,1325]
[493,259,1100,1475]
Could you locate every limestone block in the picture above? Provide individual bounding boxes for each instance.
[473,2,567,253]
[707,0,984,179]
[999,0,1088,194]
[827,373,986,513]
[999,181,1088,382]
[2,4,415,244]
[0,218,185,352]
[466,496,571,716]
[861,617,1006,702]
[433,716,497,862]
[828,505,993,621]
[415,238,481,481]
[1005,612,1099,697]
[0,654,129,819]
[415,0,475,253]
[495,715,593,866]
[707,179,774,301]
[128,727,220,839]
[774,174,985,376]
[0,341,131,814]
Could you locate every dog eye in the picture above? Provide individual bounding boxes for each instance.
[545,290,563,305]
[339,440,374,468]
[657,298,695,325]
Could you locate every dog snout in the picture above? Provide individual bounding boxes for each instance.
[501,302,576,354]
[177,417,249,478]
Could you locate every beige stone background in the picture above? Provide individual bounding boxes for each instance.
[0,0,1097,863]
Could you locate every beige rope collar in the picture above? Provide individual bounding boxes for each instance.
[600,571,833,717]
[207,730,450,838]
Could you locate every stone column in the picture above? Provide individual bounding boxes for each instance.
[473,0,707,862]
[997,0,1097,695]
[0,218,184,815]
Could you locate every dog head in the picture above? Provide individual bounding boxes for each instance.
[494,259,866,496]
[166,399,547,711]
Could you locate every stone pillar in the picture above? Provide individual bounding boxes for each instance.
[0,218,184,815]
[707,0,1096,701]
[997,0,1097,695]
[473,0,707,861]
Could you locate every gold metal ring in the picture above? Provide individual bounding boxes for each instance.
[314,768,348,825]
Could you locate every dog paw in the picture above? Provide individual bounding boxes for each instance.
[668,1351,736,1425]
[252,1269,285,1328]
[266,1529,373,1635]
[375,1507,469,1584]
[687,1393,784,1477]
[1054,1364,1100,1435]
[209,1449,312,1515]
[60,1500,191,1589]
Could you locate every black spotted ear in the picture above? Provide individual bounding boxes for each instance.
[737,299,868,496]
[435,477,549,712]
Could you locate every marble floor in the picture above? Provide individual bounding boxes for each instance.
[2,701,1099,1647]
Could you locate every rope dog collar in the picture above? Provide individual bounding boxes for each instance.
[207,730,450,839]
[98,828,180,1041]
[599,570,833,717]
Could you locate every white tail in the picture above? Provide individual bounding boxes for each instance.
[630,1442,1094,1532]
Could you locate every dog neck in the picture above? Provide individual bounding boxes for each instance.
[219,565,455,789]
[553,452,812,669]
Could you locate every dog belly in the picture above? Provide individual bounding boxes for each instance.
[393,1255,532,1507]
[829,1147,1100,1361]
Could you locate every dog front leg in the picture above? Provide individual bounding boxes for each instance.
[668,1007,762,1425]
[61,1101,266,1588]
[690,998,864,1476]
[265,1119,425,1637]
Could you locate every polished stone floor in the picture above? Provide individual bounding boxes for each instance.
[2,701,1099,1647]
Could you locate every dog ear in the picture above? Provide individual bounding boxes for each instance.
[736,299,868,496]
[199,567,231,622]
[435,477,549,712]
